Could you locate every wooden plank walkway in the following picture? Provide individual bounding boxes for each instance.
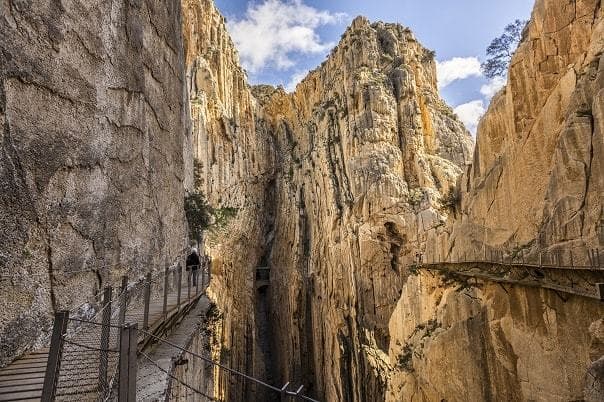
[415,261,604,300]
[136,297,211,400]
[0,284,202,401]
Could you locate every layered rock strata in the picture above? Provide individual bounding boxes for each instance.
[422,1,604,400]
[386,271,604,401]
[1,0,602,401]
[443,0,604,263]
[0,0,189,366]
[181,1,277,400]
[185,5,474,400]
[256,17,473,401]
[188,0,604,401]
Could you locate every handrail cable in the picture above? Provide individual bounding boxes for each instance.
[138,328,320,402]
[139,351,216,401]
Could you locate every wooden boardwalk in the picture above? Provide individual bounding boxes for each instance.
[415,261,604,300]
[0,283,203,401]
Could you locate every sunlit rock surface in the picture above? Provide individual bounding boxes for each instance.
[181,0,276,399]
[188,1,603,401]
[444,0,603,262]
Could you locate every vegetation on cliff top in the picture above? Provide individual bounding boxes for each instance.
[481,19,527,78]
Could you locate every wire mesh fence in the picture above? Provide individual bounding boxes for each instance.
[137,329,319,402]
[422,247,603,269]
[39,255,320,402]
[139,350,216,402]
[54,282,128,400]
[42,253,210,401]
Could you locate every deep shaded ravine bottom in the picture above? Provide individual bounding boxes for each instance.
[255,285,279,401]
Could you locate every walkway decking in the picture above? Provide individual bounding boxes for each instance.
[136,297,212,401]
[0,283,203,401]
[415,260,604,300]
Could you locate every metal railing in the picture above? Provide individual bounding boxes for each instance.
[420,247,602,269]
[41,257,209,401]
[138,329,319,402]
[40,259,320,401]
[414,248,604,300]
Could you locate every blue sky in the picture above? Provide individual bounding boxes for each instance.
[215,0,534,133]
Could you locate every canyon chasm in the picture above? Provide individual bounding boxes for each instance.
[1,0,603,401]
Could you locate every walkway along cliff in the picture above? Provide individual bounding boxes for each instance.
[0,0,603,401]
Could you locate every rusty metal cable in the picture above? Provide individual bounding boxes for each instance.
[138,328,320,402]
[139,351,216,401]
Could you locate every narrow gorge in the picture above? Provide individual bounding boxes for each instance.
[0,0,602,401]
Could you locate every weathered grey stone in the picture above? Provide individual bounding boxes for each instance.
[0,0,189,366]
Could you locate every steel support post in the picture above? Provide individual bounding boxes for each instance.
[99,287,113,396]
[143,273,152,330]
[42,310,69,402]
[163,266,169,318]
[118,324,138,402]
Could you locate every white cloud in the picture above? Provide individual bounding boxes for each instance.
[480,76,507,99]
[228,0,345,73]
[286,70,309,92]
[454,100,486,135]
[436,57,482,88]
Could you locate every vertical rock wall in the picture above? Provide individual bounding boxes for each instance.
[189,1,604,401]
[181,2,474,398]
[413,1,604,401]
[0,0,189,366]
[445,0,603,261]
[181,1,276,400]
[386,270,604,402]
[256,17,473,401]
[4,0,597,399]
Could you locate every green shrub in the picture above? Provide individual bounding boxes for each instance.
[184,191,212,240]
[422,49,436,63]
[408,189,423,206]
[212,207,238,229]
[185,159,239,240]
[441,186,460,211]
[397,344,414,372]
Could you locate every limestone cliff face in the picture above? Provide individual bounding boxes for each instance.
[181,1,276,400]
[5,0,601,400]
[256,17,472,401]
[386,271,604,402]
[445,0,603,261]
[187,7,473,400]
[189,1,604,401]
[0,1,189,366]
[3,0,592,399]
[408,1,604,401]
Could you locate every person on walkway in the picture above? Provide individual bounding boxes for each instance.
[186,247,201,287]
